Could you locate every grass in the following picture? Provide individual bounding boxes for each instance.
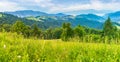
[0,14,2,17]
[0,32,120,62]
[26,16,42,21]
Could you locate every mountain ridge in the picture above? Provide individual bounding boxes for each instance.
[1,10,120,29]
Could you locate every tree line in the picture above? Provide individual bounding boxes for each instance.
[0,17,120,43]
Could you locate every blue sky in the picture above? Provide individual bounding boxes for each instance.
[0,0,120,15]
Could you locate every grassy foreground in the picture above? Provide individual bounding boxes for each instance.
[0,32,120,62]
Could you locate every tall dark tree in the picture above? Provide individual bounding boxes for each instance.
[103,17,118,42]
[31,24,41,38]
[23,25,31,38]
[45,28,53,39]
[103,17,114,36]
[61,23,73,41]
[53,28,62,39]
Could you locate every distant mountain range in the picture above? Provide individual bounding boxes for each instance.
[104,11,120,23]
[5,10,67,17]
[1,10,120,29]
[6,10,48,17]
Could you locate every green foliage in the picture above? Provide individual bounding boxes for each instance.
[11,21,31,38]
[22,25,31,38]
[44,28,53,39]
[52,28,62,39]
[43,28,62,39]
[103,17,114,36]
[61,23,74,41]
[103,17,118,42]
[0,14,3,17]
[31,24,41,38]
[0,24,11,32]
[11,21,26,34]
[0,15,120,44]
[74,25,85,38]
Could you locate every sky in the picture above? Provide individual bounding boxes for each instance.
[0,0,120,15]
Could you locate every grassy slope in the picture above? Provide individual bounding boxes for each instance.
[0,14,2,17]
[0,32,120,62]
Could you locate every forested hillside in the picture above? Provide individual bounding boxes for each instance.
[3,10,120,30]
[0,13,60,29]
[0,12,104,29]
[0,14,120,43]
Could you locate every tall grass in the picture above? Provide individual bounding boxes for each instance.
[0,32,120,62]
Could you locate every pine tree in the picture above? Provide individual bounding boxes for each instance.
[103,17,117,42]
[103,17,114,36]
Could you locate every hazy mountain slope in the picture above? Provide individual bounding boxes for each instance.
[5,10,48,17]
[3,10,120,29]
[104,11,120,23]
[76,14,105,22]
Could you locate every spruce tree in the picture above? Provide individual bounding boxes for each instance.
[103,17,117,42]
[103,17,113,36]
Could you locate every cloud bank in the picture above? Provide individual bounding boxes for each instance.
[0,0,120,15]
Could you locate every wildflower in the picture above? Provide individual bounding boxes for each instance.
[3,44,6,48]
[17,55,21,58]
[38,59,40,62]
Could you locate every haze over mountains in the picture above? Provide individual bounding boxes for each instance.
[5,10,120,22]
[1,10,120,29]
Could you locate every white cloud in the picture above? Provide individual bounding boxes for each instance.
[47,0,120,13]
[0,1,25,12]
[34,0,54,7]
[0,0,120,14]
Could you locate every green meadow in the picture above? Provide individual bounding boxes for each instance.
[0,32,120,62]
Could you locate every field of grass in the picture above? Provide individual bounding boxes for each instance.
[1,32,120,62]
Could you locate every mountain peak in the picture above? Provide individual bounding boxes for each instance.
[5,10,47,17]
[104,11,120,22]
[55,13,66,17]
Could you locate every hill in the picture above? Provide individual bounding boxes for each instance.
[2,10,120,29]
[104,11,120,23]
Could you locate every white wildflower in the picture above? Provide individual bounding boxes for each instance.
[38,59,40,62]
[17,55,21,58]
[3,44,6,48]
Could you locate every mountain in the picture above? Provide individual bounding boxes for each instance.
[0,12,38,26]
[5,10,48,17]
[55,13,66,17]
[0,13,57,29]
[105,11,120,18]
[104,11,120,22]
[76,14,105,22]
[48,13,67,17]
[75,15,103,29]
[5,10,68,17]
[0,12,104,29]
[5,10,120,29]
[0,12,76,29]
[25,14,103,29]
